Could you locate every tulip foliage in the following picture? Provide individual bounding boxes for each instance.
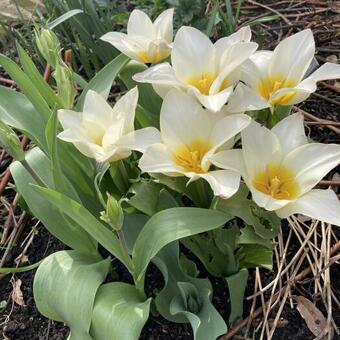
[1,8,340,340]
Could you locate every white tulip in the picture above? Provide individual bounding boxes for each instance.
[227,29,340,112]
[211,113,340,225]
[100,9,174,64]
[133,26,258,112]
[57,87,161,163]
[138,90,251,198]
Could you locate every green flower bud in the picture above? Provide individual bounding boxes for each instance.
[34,28,60,67]
[100,194,124,231]
[53,60,76,109]
[0,120,24,161]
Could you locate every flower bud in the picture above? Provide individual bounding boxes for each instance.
[53,60,76,109]
[100,194,124,231]
[0,120,25,161]
[34,28,60,67]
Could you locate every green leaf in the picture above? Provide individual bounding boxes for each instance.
[48,9,84,29]
[240,244,273,270]
[33,250,110,340]
[248,15,280,27]
[225,268,248,324]
[77,53,129,110]
[33,185,134,272]
[132,207,229,280]
[153,242,228,340]
[0,261,41,274]
[0,85,47,151]
[16,42,63,109]
[0,54,52,121]
[238,225,275,249]
[10,148,97,253]
[90,282,151,340]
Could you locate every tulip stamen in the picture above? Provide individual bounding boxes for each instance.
[253,163,299,200]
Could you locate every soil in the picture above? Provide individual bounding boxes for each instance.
[1,1,340,339]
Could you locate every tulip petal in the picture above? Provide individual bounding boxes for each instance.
[153,8,174,42]
[276,189,340,226]
[307,62,340,82]
[269,29,315,82]
[115,127,162,153]
[112,87,139,133]
[271,113,308,154]
[210,149,245,174]
[227,83,269,113]
[172,26,215,82]
[127,9,155,38]
[198,170,241,199]
[241,120,282,178]
[269,86,312,106]
[133,63,182,86]
[190,86,233,112]
[138,143,183,175]
[283,143,340,194]
[83,90,114,128]
[160,90,212,149]
[58,109,82,130]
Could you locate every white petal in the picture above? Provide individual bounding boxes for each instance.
[283,143,340,194]
[127,9,155,38]
[100,32,143,61]
[241,120,282,178]
[112,87,139,133]
[152,83,174,98]
[147,39,172,63]
[153,8,174,42]
[83,90,113,127]
[115,127,161,153]
[276,189,340,226]
[199,170,241,199]
[269,29,315,82]
[190,86,233,112]
[307,62,340,82]
[138,143,183,175]
[101,118,125,149]
[133,63,182,86]
[160,90,212,149]
[210,149,246,175]
[271,112,308,154]
[269,86,312,106]
[227,83,269,113]
[171,26,215,82]
[58,109,82,130]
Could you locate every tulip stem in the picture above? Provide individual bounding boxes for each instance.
[21,159,47,188]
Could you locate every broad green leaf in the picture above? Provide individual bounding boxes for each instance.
[240,244,273,270]
[16,42,63,109]
[119,61,161,125]
[0,54,52,120]
[33,185,134,272]
[153,242,227,340]
[90,282,151,340]
[238,225,275,249]
[132,207,230,279]
[0,85,47,151]
[77,53,129,109]
[34,250,110,340]
[10,148,97,253]
[48,9,84,29]
[225,268,248,324]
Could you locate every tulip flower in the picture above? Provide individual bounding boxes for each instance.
[133,26,258,112]
[227,29,340,112]
[138,90,251,198]
[100,9,174,64]
[57,87,160,163]
[211,113,340,225]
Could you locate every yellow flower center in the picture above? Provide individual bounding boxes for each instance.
[173,140,211,173]
[253,164,299,200]
[187,72,228,95]
[137,50,168,64]
[257,75,297,106]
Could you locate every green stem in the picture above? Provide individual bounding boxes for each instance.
[21,159,47,187]
[109,160,130,194]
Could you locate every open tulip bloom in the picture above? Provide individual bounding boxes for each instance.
[138,90,251,198]
[133,26,258,112]
[101,9,174,64]
[57,87,160,163]
[211,113,340,225]
[227,29,340,112]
